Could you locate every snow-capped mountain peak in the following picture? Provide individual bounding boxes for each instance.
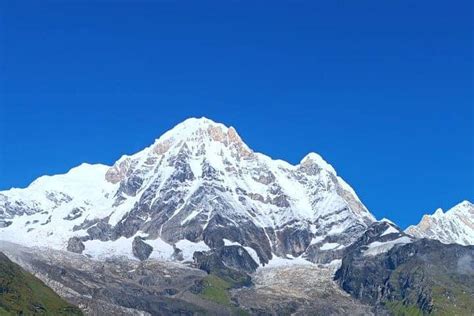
[151,117,250,155]
[1,117,375,266]
[105,117,252,184]
[432,208,444,218]
[300,152,337,175]
[405,200,474,246]
[452,200,474,215]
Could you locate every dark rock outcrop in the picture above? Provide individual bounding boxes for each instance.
[216,245,259,273]
[67,237,85,254]
[64,207,83,221]
[0,220,12,228]
[335,222,474,315]
[87,221,115,241]
[193,248,253,287]
[132,237,153,261]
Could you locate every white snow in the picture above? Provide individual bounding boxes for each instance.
[320,242,340,250]
[310,235,325,245]
[380,218,395,225]
[223,239,261,264]
[146,238,175,260]
[262,255,313,268]
[83,237,135,260]
[405,200,474,246]
[243,246,261,265]
[300,152,337,175]
[326,259,342,269]
[188,157,203,179]
[223,238,240,246]
[363,236,412,257]
[433,208,444,218]
[181,209,201,225]
[175,239,210,262]
[381,225,399,236]
[0,162,125,252]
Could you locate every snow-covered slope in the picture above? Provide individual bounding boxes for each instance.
[0,117,375,266]
[405,200,474,246]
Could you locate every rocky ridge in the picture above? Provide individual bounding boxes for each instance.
[406,200,474,246]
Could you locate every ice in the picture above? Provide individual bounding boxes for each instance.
[83,237,135,260]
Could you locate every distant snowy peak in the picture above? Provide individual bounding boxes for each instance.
[405,200,474,246]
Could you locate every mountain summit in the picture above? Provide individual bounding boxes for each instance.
[0,117,375,267]
[405,200,474,245]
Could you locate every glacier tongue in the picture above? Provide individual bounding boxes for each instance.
[0,117,376,267]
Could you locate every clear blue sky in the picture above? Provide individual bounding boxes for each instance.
[0,1,472,228]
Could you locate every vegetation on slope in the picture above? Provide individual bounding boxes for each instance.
[199,274,232,306]
[381,249,474,315]
[194,272,250,315]
[0,252,82,315]
[336,227,474,316]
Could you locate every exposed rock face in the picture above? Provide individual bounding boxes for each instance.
[67,237,85,254]
[0,117,375,270]
[0,219,12,228]
[335,222,474,315]
[132,236,153,261]
[406,200,474,245]
[63,207,83,221]
[194,245,259,274]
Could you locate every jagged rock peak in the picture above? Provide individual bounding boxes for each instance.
[151,117,251,156]
[104,117,350,186]
[105,117,252,184]
[300,152,337,175]
[405,200,474,246]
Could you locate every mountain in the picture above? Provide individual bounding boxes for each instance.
[336,221,474,315]
[0,117,375,269]
[405,200,474,246]
[1,117,473,315]
[0,251,82,315]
